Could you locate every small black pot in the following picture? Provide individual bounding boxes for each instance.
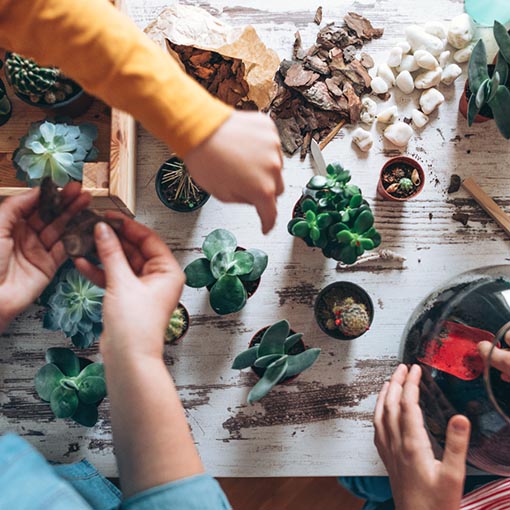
[155,157,210,212]
[165,302,190,345]
[314,281,374,340]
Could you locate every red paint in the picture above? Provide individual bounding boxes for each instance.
[418,321,494,381]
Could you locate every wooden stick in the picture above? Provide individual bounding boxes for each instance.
[319,119,347,150]
[462,177,510,238]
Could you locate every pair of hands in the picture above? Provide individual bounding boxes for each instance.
[0,186,181,360]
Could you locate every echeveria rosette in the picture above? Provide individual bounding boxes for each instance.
[43,267,104,348]
[13,120,99,186]
[35,347,106,427]
[232,320,321,403]
[184,229,268,315]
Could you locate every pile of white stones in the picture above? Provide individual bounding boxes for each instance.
[352,13,476,151]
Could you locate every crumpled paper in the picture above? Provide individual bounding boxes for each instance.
[144,4,280,110]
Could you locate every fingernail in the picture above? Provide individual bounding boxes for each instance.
[452,419,468,432]
[96,222,111,239]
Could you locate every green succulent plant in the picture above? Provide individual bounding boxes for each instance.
[43,263,104,348]
[328,298,371,337]
[165,305,188,343]
[184,229,268,315]
[35,347,106,427]
[13,120,98,187]
[467,21,510,139]
[232,320,321,404]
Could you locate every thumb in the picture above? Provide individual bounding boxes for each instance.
[442,415,470,474]
[256,197,277,235]
[95,222,133,285]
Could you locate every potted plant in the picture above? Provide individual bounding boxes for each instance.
[13,120,98,186]
[184,229,268,315]
[460,21,510,137]
[35,347,106,427]
[314,282,374,340]
[287,162,381,265]
[4,52,93,117]
[165,303,190,344]
[232,320,321,403]
[377,156,425,201]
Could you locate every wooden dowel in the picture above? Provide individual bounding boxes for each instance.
[320,119,346,150]
[462,177,510,238]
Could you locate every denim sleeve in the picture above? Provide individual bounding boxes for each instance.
[120,474,231,510]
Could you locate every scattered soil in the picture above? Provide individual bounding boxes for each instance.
[381,161,421,199]
[452,212,469,226]
[447,174,462,194]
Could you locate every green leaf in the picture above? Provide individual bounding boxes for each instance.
[326,162,343,175]
[210,250,235,279]
[35,364,65,402]
[284,333,303,352]
[247,359,288,403]
[209,275,247,315]
[240,248,268,282]
[475,78,490,108]
[184,258,215,288]
[45,348,80,377]
[339,245,358,265]
[254,354,285,368]
[337,230,354,243]
[315,231,328,249]
[301,198,317,213]
[310,226,321,241]
[468,39,489,92]
[495,52,509,85]
[286,348,321,378]
[488,73,501,103]
[72,402,99,427]
[287,217,302,235]
[232,346,259,369]
[291,221,310,238]
[308,175,327,189]
[329,222,349,236]
[489,85,510,139]
[360,238,375,250]
[467,93,481,126]
[50,385,79,418]
[494,20,510,65]
[305,210,316,223]
[316,213,332,229]
[202,229,237,260]
[78,376,106,404]
[353,210,374,234]
[372,232,382,248]
[258,320,290,356]
[349,194,363,208]
[227,251,254,276]
[77,362,105,380]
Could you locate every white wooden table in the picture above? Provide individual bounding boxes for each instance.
[1,0,509,477]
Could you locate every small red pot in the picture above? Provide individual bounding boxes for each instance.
[377,156,425,202]
[458,80,493,124]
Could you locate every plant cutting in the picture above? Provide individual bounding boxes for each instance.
[184,229,268,315]
[4,52,92,116]
[42,261,104,348]
[314,282,374,340]
[13,120,98,186]
[155,156,210,212]
[460,21,510,137]
[377,156,425,201]
[287,162,381,264]
[232,320,321,403]
[35,347,106,427]
[165,303,190,344]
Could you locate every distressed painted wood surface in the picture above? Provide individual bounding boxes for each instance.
[1,0,509,477]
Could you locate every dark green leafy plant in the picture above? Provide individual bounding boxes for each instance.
[467,21,510,139]
[35,348,106,427]
[288,162,381,264]
[232,320,321,403]
[184,229,268,315]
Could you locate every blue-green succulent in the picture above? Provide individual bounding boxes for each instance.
[13,120,98,186]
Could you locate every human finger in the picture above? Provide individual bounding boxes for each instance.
[383,364,408,446]
[74,257,106,288]
[374,381,390,453]
[479,342,510,376]
[0,189,40,231]
[256,196,277,234]
[441,415,470,477]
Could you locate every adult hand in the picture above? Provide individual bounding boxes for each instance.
[0,184,90,331]
[184,110,284,234]
[479,339,510,382]
[374,364,470,510]
[74,214,185,360]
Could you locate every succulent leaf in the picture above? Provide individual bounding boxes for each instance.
[50,385,79,418]
[78,376,107,404]
[285,348,321,378]
[258,320,290,356]
[291,221,310,238]
[228,251,255,277]
[184,258,215,288]
[494,21,510,65]
[247,359,288,404]
[283,333,303,352]
[35,363,65,402]
[240,248,268,282]
[209,275,247,315]
[489,85,510,139]
[210,250,235,279]
[72,402,99,428]
[468,39,489,92]
[232,345,259,370]
[45,347,80,377]
[254,354,285,368]
[202,229,237,260]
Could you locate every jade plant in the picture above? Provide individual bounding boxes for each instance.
[184,229,268,315]
[288,162,381,264]
[467,21,510,138]
[232,320,321,404]
[13,120,98,186]
[42,262,104,348]
[35,348,106,427]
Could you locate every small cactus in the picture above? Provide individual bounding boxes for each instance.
[326,297,370,337]
[165,306,187,343]
[386,177,414,195]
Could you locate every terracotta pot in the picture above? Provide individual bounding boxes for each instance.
[458,80,493,124]
[377,156,425,202]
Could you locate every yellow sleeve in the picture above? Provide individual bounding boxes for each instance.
[0,0,233,157]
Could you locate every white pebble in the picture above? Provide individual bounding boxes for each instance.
[371,76,389,94]
[414,67,442,89]
[395,40,411,54]
[448,13,474,49]
[377,63,396,86]
[454,44,474,63]
[419,88,445,114]
[360,97,377,124]
[384,122,413,147]
[441,63,462,85]
[387,47,403,68]
[414,50,439,70]
[438,50,451,68]
[424,22,447,40]
[377,105,399,124]
[405,25,445,56]
[398,54,420,73]
[395,70,415,94]
[352,127,374,152]
[412,109,429,128]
